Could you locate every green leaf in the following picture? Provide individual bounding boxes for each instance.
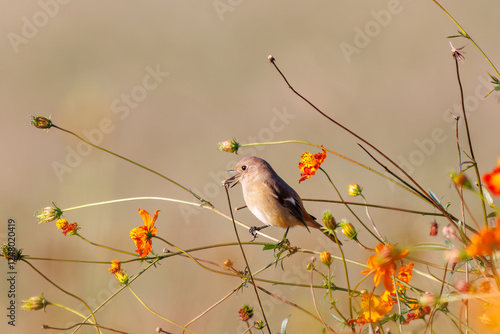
[263,244,280,250]
[281,314,291,334]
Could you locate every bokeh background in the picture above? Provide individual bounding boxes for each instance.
[2,1,500,333]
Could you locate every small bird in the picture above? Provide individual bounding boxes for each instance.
[224,156,339,244]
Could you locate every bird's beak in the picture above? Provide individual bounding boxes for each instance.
[222,170,241,188]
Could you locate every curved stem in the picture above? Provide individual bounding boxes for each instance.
[128,286,197,334]
[269,57,458,228]
[223,186,272,334]
[21,259,100,334]
[431,0,500,77]
[453,58,488,225]
[52,125,207,205]
[77,234,137,256]
[319,167,382,243]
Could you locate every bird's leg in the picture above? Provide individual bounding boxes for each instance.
[278,228,291,247]
[249,225,269,241]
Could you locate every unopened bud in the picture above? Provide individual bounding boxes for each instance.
[319,251,333,266]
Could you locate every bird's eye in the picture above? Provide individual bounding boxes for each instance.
[241,165,247,171]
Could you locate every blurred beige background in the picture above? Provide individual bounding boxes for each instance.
[2,1,500,333]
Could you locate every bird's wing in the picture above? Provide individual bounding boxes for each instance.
[265,178,310,230]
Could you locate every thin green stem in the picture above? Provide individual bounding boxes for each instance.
[21,259,100,334]
[331,232,354,332]
[241,140,420,199]
[309,262,335,334]
[319,167,382,243]
[77,234,137,256]
[431,0,500,77]
[182,285,241,333]
[224,186,272,334]
[62,196,202,212]
[303,199,448,218]
[51,303,95,323]
[72,258,161,334]
[52,125,207,205]
[269,57,458,230]
[453,57,488,225]
[128,285,197,334]
[360,194,383,240]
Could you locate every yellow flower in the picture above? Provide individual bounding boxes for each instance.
[361,243,409,292]
[357,290,393,324]
[130,208,159,257]
[298,146,327,183]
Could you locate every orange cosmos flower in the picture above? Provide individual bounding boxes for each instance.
[108,260,121,274]
[130,208,159,257]
[298,146,327,183]
[108,260,128,283]
[356,290,393,324]
[466,224,500,257]
[483,163,500,196]
[404,302,431,324]
[395,262,414,295]
[56,218,79,236]
[361,243,410,292]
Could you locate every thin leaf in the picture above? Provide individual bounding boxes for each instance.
[280,314,291,334]
[409,243,452,252]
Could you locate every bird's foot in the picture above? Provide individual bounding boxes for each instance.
[249,226,266,241]
[278,238,290,248]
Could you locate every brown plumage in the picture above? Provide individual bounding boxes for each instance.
[224,156,340,244]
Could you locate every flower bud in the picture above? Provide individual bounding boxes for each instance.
[319,251,333,266]
[322,210,337,230]
[223,259,233,268]
[21,294,49,311]
[36,204,62,224]
[30,115,53,129]
[419,292,436,307]
[340,221,357,240]
[218,139,240,154]
[348,184,362,196]
[429,221,438,236]
[238,304,254,322]
[450,171,472,189]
